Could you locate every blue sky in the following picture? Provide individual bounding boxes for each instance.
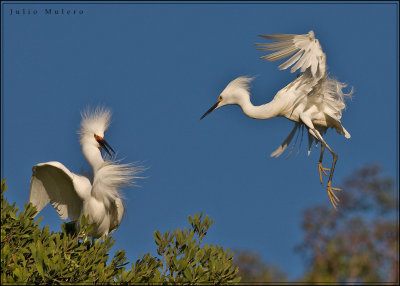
[2,1,398,280]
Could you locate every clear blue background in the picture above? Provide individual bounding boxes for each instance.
[2,1,398,280]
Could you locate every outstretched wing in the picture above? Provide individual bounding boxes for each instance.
[29,161,90,221]
[256,30,326,80]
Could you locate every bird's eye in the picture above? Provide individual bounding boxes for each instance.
[219,96,223,102]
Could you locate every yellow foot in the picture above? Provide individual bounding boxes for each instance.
[327,181,342,209]
[318,162,331,184]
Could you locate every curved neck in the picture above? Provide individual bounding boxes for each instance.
[82,145,104,172]
[238,96,280,119]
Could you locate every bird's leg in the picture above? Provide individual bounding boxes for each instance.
[301,115,343,208]
[318,143,330,184]
[327,180,342,209]
[308,126,342,208]
[323,142,342,209]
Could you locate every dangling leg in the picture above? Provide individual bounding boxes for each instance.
[318,143,331,184]
[300,114,342,208]
[312,130,342,208]
[322,142,342,209]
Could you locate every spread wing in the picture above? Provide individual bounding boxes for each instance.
[29,161,90,221]
[255,30,326,80]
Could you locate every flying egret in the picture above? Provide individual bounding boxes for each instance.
[29,107,140,237]
[201,31,352,208]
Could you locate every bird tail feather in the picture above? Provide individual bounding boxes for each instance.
[270,123,300,158]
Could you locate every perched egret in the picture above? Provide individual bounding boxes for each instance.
[29,107,140,237]
[201,31,352,208]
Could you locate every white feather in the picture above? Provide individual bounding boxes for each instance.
[203,31,353,207]
[29,107,141,238]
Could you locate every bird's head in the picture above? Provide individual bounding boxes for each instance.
[200,76,254,120]
[79,107,115,157]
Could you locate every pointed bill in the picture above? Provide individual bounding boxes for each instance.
[200,101,220,120]
[95,135,115,157]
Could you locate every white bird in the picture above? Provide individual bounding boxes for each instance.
[201,31,352,208]
[29,107,139,237]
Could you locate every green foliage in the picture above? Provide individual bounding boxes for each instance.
[116,213,240,284]
[1,179,240,284]
[152,213,240,284]
[5,164,394,284]
[1,178,129,284]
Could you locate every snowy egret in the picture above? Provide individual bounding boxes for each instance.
[201,31,352,208]
[29,107,140,237]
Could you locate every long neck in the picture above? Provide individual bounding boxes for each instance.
[238,95,281,119]
[82,144,104,172]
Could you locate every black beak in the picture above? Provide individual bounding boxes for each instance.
[200,101,220,120]
[98,139,115,157]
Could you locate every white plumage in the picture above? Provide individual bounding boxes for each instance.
[29,107,140,237]
[201,31,353,208]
